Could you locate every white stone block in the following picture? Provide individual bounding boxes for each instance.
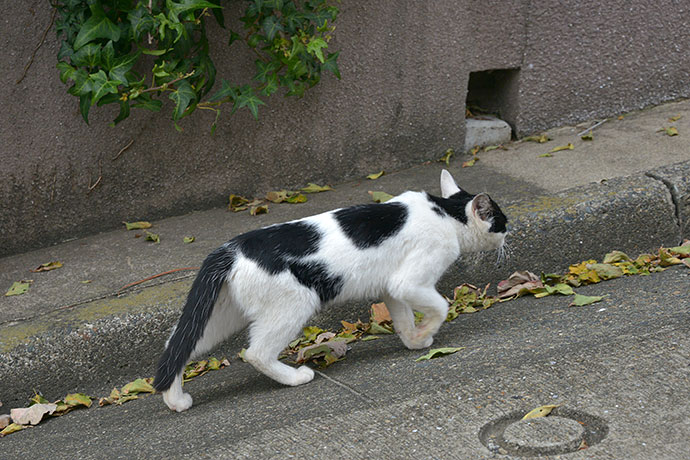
[464,117,512,152]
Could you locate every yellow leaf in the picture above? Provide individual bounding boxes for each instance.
[64,393,92,408]
[228,194,250,211]
[301,183,333,193]
[144,231,160,243]
[0,423,25,436]
[669,115,682,122]
[249,204,269,215]
[366,171,385,180]
[522,404,560,420]
[462,157,478,168]
[30,261,63,272]
[285,193,307,204]
[370,302,392,323]
[538,152,553,158]
[123,221,152,230]
[580,131,593,141]
[523,134,550,143]
[368,191,394,203]
[664,126,679,136]
[121,378,155,395]
[183,236,195,243]
[438,149,454,165]
[5,280,32,296]
[550,143,574,153]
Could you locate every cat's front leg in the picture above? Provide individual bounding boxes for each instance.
[393,287,449,349]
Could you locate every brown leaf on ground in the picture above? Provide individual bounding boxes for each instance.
[371,302,392,323]
[11,403,57,425]
[30,261,63,272]
[497,271,544,298]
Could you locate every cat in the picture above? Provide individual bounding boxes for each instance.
[153,169,507,412]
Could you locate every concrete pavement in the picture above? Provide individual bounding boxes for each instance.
[1,98,690,457]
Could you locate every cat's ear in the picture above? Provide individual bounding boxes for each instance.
[472,193,494,222]
[440,169,462,198]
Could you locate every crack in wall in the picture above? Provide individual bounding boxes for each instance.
[646,172,684,242]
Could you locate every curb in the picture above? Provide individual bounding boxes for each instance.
[1,163,688,408]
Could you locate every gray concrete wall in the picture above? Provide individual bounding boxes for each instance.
[2,0,689,256]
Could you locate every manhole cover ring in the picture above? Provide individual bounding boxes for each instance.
[479,407,609,457]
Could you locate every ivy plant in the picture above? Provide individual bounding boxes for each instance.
[55,0,340,130]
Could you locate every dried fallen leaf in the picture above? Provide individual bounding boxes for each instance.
[0,423,25,436]
[366,171,385,180]
[301,183,333,193]
[538,152,553,158]
[249,204,269,215]
[228,194,250,212]
[603,250,632,264]
[183,236,195,244]
[587,263,624,280]
[439,149,454,165]
[99,387,121,406]
[361,335,380,342]
[669,115,682,122]
[550,143,574,153]
[569,294,605,307]
[0,414,11,430]
[660,126,678,136]
[121,378,155,395]
[30,261,63,272]
[367,321,394,335]
[483,144,505,152]
[5,280,32,296]
[371,302,392,323]
[522,404,560,420]
[523,134,550,143]
[296,341,348,365]
[144,231,160,243]
[266,190,289,203]
[415,347,464,362]
[11,403,57,425]
[580,131,593,141]
[286,193,307,204]
[462,157,478,168]
[368,191,394,203]
[498,271,544,299]
[123,221,152,231]
[64,393,92,409]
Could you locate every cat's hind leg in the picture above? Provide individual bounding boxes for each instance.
[160,285,247,412]
[391,287,449,349]
[243,303,316,386]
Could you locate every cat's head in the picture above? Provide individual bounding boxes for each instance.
[440,169,508,252]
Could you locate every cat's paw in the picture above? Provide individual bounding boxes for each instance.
[163,390,193,412]
[405,335,434,350]
[289,365,315,386]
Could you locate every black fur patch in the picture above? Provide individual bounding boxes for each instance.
[153,245,236,392]
[289,261,343,302]
[236,221,321,274]
[426,191,474,224]
[487,197,508,233]
[334,202,408,249]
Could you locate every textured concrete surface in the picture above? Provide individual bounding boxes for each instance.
[0,267,688,459]
[2,99,690,411]
[2,1,689,256]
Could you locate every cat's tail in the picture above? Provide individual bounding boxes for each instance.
[153,244,237,399]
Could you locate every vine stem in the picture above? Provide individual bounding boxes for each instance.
[17,7,57,84]
[138,71,195,95]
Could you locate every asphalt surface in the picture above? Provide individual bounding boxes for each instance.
[1,99,690,457]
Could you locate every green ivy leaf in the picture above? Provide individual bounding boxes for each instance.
[209,79,238,102]
[166,0,222,21]
[306,37,328,63]
[73,4,122,50]
[228,30,241,46]
[108,52,140,86]
[233,86,265,120]
[111,100,130,125]
[131,96,163,112]
[128,6,156,39]
[169,79,197,120]
[71,43,102,68]
[57,62,76,84]
[79,94,91,123]
[253,60,279,83]
[90,70,121,105]
[67,69,92,96]
[101,40,115,71]
[260,73,279,97]
[262,15,284,41]
[322,51,340,79]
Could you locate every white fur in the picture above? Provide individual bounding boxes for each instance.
[161,170,505,411]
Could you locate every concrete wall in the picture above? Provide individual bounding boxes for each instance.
[2,0,689,256]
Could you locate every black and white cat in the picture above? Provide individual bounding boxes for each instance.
[153,170,507,412]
